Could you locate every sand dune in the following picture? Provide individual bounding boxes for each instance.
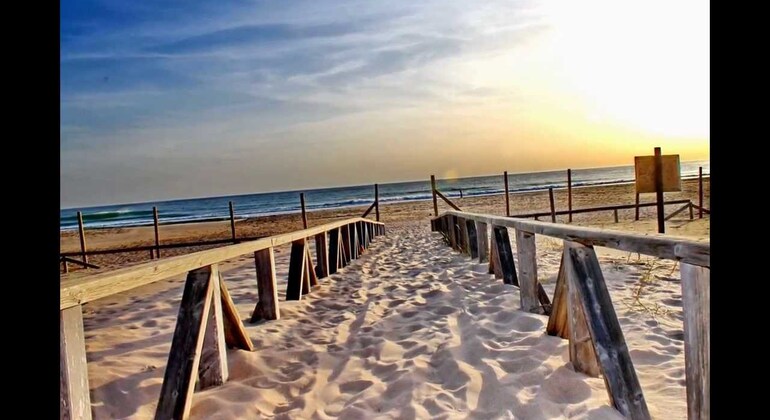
[83,220,689,419]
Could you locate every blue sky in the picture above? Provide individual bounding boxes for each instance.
[61,0,709,208]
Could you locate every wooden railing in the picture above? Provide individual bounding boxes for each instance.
[60,217,385,420]
[430,210,709,420]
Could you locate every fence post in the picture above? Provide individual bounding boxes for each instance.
[153,206,161,258]
[229,201,236,242]
[430,175,438,216]
[374,183,380,221]
[548,187,556,223]
[504,171,510,217]
[698,167,703,219]
[635,193,640,221]
[681,263,710,420]
[567,169,573,223]
[76,211,88,265]
[654,147,665,233]
[300,193,308,229]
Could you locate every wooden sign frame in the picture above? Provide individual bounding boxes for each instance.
[634,155,682,193]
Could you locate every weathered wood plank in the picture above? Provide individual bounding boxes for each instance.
[681,263,710,420]
[431,175,439,216]
[466,219,478,259]
[504,171,510,217]
[489,230,503,279]
[515,229,539,313]
[448,215,458,250]
[155,267,215,420]
[77,211,89,265]
[476,221,489,263]
[305,246,318,288]
[546,252,569,339]
[509,199,691,219]
[198,266,228,389]
[435,189,462,211]
[60,305,92,420]
[548,187,556,223]
[315,233,329,279]
[300,193,308,229]
[285,240,307,301]
[664,203,691,221]
[564,244,600,377]
[251,248,279,322]
[229,201,236,241]
[218,273,253,350]
[153,206,161,258]
[341,225,351,264]
[567,169,573,223]
[436,210,709,267]
[328,229,341,274]
[493,226,518,286]
[458,217,469,255]
[567,242,650,419]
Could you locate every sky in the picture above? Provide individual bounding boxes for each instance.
[61,0,709,208]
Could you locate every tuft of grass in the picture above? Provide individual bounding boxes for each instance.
[621,259,673,319]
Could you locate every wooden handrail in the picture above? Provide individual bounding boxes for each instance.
[60,217,385,310]
[511,199,691,219]
[433,210,709,268]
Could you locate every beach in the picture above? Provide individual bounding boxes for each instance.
[61,178,709,273]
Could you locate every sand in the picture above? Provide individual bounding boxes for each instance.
[61,178,709,274]
[81,215,702,419]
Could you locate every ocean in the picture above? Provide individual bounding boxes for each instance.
[60,161,709,231]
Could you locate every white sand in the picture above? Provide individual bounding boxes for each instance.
[83,220,689,419]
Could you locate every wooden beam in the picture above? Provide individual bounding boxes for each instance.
[60,305,92,420]
[548,187,556,223]
[458,217,469,255]
[251,248,279,322]
[466,219,478,259]
[155,266,215,420]
[341,225,351,265]
[447,215,457,250]
[492,226,518,286]
[198,265,228,389]
[431,175,439,216]
[286,240,307,301]
[153,206,161,259]
[229,201,236,242]
[504,171,510,217]
[315,232,329,279]
[300,193,308,229]
[698,167,703,219]
[77,211,88,265]
[614,208,619,223]
[489,230,503,279]
[435,189,462,211]
[635,193,640,221]
[567,169,573,223]
[665,203,692,221]
[61,256,100,269]
[328,228,341,274]
[476,221,489,263]
[515,229,539,313]
[305,246,318,288]
[435,210,709,268]
[375,184,380,221]
[546,252,569,339]
[681,263,710,420]
[218,273,253,350]
[361,201,376,218]
[654,147,665,234]
[566,242,651,419]
[566,246,601,377]
[509,199,692,219]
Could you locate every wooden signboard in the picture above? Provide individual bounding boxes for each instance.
[634,155,682,193]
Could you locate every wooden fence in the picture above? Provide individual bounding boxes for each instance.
[431,210,709,420]
[60,217,385,420]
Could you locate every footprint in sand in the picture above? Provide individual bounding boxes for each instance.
[339,380,374,394]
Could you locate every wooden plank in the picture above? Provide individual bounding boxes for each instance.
[251,248,279,322]
[285,240,307,301]
[493,226,518,286]
[155,266,215,420]
[504,171,510,217]
[341,225,352,263]
[665,203,692,221]
[435,189,462,211]
[375,184,380,221]
[198,265,228,389]
[60,305,92,420]
[510,199,692,219]
[328,229,340,274]
[654,147,665,234]
[305,246,318,288]
[681,263,710,420]
[614,209,619,223]
[537,282,552,315]
[60,217,384,310]
[546,252,569,339]
[698,167,703,219]
[689,202,694,220]
[566,246,601,377]
[229,201,236,241]
[489,231,503,278]
[635,193,640,221]
[458,217,469,255]
[77,211,88,265]
[466,219,478,259]
[437,210,709,268]
[361,201,376,218]
[350,223,359,259]
[315,232,329,279]
[567,169,572,223]
[62,256,100,269]
[549,187,556,223]
[153,206,161,258]
[431,175,439,216]
[218,273,253,350]
[566,242,650,419]
[515,229,539,313]
[300,193,308,229]
[448,215,457,250]
[476,221,488,263]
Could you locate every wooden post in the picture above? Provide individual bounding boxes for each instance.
[689,202,694,220]
[515,229,539,312]
[548,187,556,223]
[153,206,161,259]
[476,221,489,263]
[567,169,572,223]
[62,258,69,274]
[458,217,469,255]
[251,247,280,322]
[459,188,463,199]
[198,266,228,389]
[430,175,439,216]
[341,225,352,264]
[681,263,710,420]
[504,171,510,217]
[328,229,341,274]
[300,193,308,229]
[448,215,457,250]
[698,167,703,219]
[635,193,640,221]
[76,211,88,265]
[374,184,380,221]
[286,240,307,301]
[60,305,93,420]
[218,274,254,351]
[493,226,519,286]
[566,242,650,419]
[654,147,665,234]
[229,201,236,242]
[489,229,503,279]
[546,253,569,339]
[466,219,478,259]
[614,209,619,223]
[315,232,329,279]
[566,247,601,377]
[155,266,216,420]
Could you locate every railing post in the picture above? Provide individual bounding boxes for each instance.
[635,193,640,221]
[476,221,489,263]
[504,171,510,217]
[654,146,665,233]
[567,169,573,223]
[515,229,539,312]
[430,175,438,216]
[251,247,280,321]
[374,184,380,221]
[548,187,556,223]
[698,167,704,219]
[61,305,92,420]
[153,206,161,258]
[76,211,88,265]
[300,193,308,229]
[315,232,329,279]
[229,201,236,242]
[681,263,710,420]
[493,226,518,286]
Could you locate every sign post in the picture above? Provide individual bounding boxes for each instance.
[634,147,681,234]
